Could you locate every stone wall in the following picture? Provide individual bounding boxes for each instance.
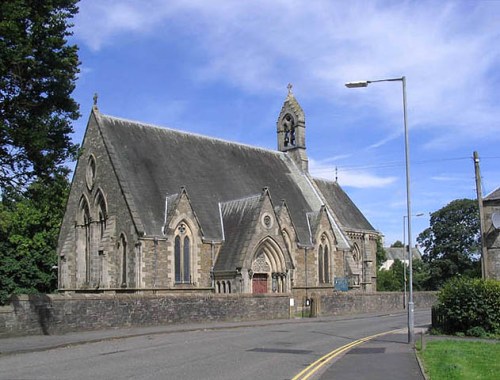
[0,292,437,338]
[315,291,437,316]
[0,293,290,338]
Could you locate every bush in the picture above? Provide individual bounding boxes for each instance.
[433,277,500,336]
[466,326,487,338]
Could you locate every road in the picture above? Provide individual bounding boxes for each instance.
[0,310,430,379]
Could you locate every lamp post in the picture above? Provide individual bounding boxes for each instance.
[403,213,424,309]
[345,76,415,344]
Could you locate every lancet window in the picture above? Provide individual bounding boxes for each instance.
[78,197,92,284]
[174,222,191,284]
[119,234,127,287]
[318,233,331,284]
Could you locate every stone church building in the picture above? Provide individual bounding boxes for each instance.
[57,89,380,298]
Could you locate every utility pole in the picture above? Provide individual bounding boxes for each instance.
[473,151,488,279]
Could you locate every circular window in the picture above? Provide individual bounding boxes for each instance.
[261,213,274,229]
[86,155,96,190]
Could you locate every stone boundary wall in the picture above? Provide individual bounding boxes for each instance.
[0,292,437,338]
[0,293,290,337]
[315,291,437,316]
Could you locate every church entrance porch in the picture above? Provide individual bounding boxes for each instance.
[252,273,268,294]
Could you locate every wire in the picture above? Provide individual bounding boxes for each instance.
[314,156,470,173]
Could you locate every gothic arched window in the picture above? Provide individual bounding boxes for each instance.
[174,222,191,284]
[78,197,92,284]
[318,245,324,283]
[318,234,331,284]
[95,190,107,241]
[120,234,127,287]
[282,114,296,147]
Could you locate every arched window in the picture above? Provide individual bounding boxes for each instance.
[183,236,190,283]
[318,245,324,283]
[174,222,192,284]
[282,114,296,147]
[78,197,91,284]
[95,190,107,241]
[120,234,127,287]
[324,245,330,283]
[175,236,181,283]
[318,233,331,284]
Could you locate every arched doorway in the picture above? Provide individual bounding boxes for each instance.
[250,238,288,294]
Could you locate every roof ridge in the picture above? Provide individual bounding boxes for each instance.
[100,113,284,157]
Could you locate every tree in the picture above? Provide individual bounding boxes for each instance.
[375,236,386,269]
[0,0,80,191]
[0,173,70,304]
[377,259,405,291]
[391,240,404,248]
[417,199,481,290]
[0,1,79,304]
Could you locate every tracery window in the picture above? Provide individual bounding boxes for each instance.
[174,222,191,283]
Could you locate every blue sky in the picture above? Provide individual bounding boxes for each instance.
[69,0,500,247]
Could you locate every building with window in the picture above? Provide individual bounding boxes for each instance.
[57,88,380,296]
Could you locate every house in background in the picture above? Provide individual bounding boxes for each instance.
[482,188,500,280]
[380,246,422,271]
[57,88,381,298]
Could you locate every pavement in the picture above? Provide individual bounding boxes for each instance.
[0,318,427,379]
[319,329,427,380]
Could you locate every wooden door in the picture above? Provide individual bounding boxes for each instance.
[252,274,268,294]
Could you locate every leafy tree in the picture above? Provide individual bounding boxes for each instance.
[0,0,80,191]
[375,236,386,269]
[0,1,79,303]
[411,259,430,291]
[377,259,405,291]
[391,240,404,248]
[417,199,481,290]
[0,173,70,305]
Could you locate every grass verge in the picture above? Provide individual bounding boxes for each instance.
[417,339,499,379]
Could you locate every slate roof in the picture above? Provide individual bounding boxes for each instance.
[384,247,421,261]
[484,187,500,201]
[92,108,376,248]
[216,195,262,271]
[95,111,316,243]
[314,179,375,231]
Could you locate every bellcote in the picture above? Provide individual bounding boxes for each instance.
[277,84,308,172]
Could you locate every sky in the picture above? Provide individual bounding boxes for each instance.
[69,0,500,247]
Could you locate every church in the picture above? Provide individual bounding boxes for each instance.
[57,88,380,298]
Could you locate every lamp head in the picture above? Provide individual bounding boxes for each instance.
[345,81,369,88]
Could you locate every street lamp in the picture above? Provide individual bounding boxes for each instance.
[403,213,424,309]
[345,76,415,344]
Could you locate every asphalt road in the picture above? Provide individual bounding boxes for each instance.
[0,310,430,379]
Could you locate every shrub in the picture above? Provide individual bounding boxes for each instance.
[433,277,500,336]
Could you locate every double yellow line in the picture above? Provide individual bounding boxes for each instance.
[292,329,402,380]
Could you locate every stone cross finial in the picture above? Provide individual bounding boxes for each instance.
[93,93,98,106]
[287,83,293,95]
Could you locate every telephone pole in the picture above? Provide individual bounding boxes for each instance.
[473,151,488,279]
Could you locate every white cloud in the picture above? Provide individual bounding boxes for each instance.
[309,158,397,188]
[74,0,500,149]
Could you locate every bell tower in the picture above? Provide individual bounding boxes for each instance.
[277,84,308,172]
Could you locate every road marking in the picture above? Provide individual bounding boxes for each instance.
[291,328,403,380]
